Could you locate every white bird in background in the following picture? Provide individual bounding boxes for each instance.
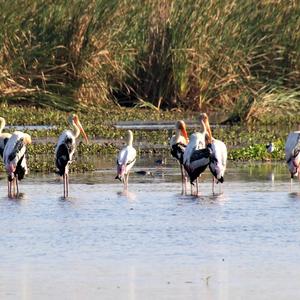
[3,131,31,197]
[285,130,300,180]
[116,130,137,188]
[201,113,228,194]
[55,114,88,198]
[0,117,12,158]
[170,120,189,194]
[183,117,212,196]
[266,142,275,153]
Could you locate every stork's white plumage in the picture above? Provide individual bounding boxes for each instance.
[200,112,227,193]
[116,130,136,188]
[55,114,88,198]
[170,120,189,194]
[209,138,227,193]
[285,131,300,178]
[3,131,31,197]
[0,117,11,158]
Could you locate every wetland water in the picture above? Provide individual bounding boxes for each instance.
[0,158,299,300]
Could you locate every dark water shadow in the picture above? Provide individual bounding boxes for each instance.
[288,192,300,200]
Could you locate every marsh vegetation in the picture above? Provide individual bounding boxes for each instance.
[1,0,300,122]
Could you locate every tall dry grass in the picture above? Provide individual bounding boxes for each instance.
[0,0,300,119]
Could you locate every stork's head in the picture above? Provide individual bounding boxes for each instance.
[23,133,32,145]
[68,114,88,143]
[176,120,189,144]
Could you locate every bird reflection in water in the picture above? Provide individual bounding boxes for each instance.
[117,189,137,202]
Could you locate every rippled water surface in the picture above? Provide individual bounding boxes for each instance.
[0,158,300,299]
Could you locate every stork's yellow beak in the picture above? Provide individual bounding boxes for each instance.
[73,116,88,143]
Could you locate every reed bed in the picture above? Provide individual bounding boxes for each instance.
[1,0,300,120]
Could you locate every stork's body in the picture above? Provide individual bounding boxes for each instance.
[170,120,189,193]
[116,130,136,188]
[0,117,11,158]
[183,131,211,195]
[285,131,300,179]
[55,114,88,198]
[200,112,227,193]
[209,138,227,193]
[3,131,31,197]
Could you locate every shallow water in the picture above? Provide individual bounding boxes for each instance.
[0,159,300,300]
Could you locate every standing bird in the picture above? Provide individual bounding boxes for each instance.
[183,117,212,196]
[0,117,12,158]
[285,130,300,180]
[116,130,136,188]
[201,113,228,193]
[3,131,31,197]
[170,120,189,193]
[55,114,88,198]
[266,142,275,154]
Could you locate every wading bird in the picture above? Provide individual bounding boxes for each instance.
[201,113,227,194]
[115,130,136,188]
[170,120,189,193]
[266,142,275,153]
[0,117,11,158]
[285,130,300,181]
[183,117,212,196]
[55,114,88,198]
[3,131,31,197]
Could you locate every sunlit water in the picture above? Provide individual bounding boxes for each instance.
[0,158,299,300]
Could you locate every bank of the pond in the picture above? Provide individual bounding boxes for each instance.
[0,104,293,172]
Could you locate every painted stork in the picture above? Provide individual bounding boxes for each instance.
[55,114,88,198]
[0,117,11,158]
[183,117,212,195]
[200,113,228,193]
[115,130,136,188]
[170,120,189,193]
[285,130,300,180]
[3,131,31,197]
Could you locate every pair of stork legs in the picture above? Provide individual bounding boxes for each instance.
[63,173,69,198]
[180,164,222,196]
[121,173,131,189]
[7,176,19,198]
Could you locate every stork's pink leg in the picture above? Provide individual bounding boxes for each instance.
[63,174,66,198]
[180,164,184,194]
[15,176,19,197]
[66,173,69,197]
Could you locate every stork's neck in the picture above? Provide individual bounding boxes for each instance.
[175,129,181,143]
[202,119,212,144]
[0,118,5,134]
[127,131,133,146]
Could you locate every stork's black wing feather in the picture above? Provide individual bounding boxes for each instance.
[185,147,211,184]
[171,142,186,164]
[0,137,9,158]
[55,138,73,176]
[15,155,26,180]
[8,138,24,162]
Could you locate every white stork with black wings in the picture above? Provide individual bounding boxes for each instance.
[55,114,88,198]
[0,117,11,159]
[183,132,211,195]
[116,130,136,188]
[3,131,31,197]
[170,120,189,193]
[285,130,300,179]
